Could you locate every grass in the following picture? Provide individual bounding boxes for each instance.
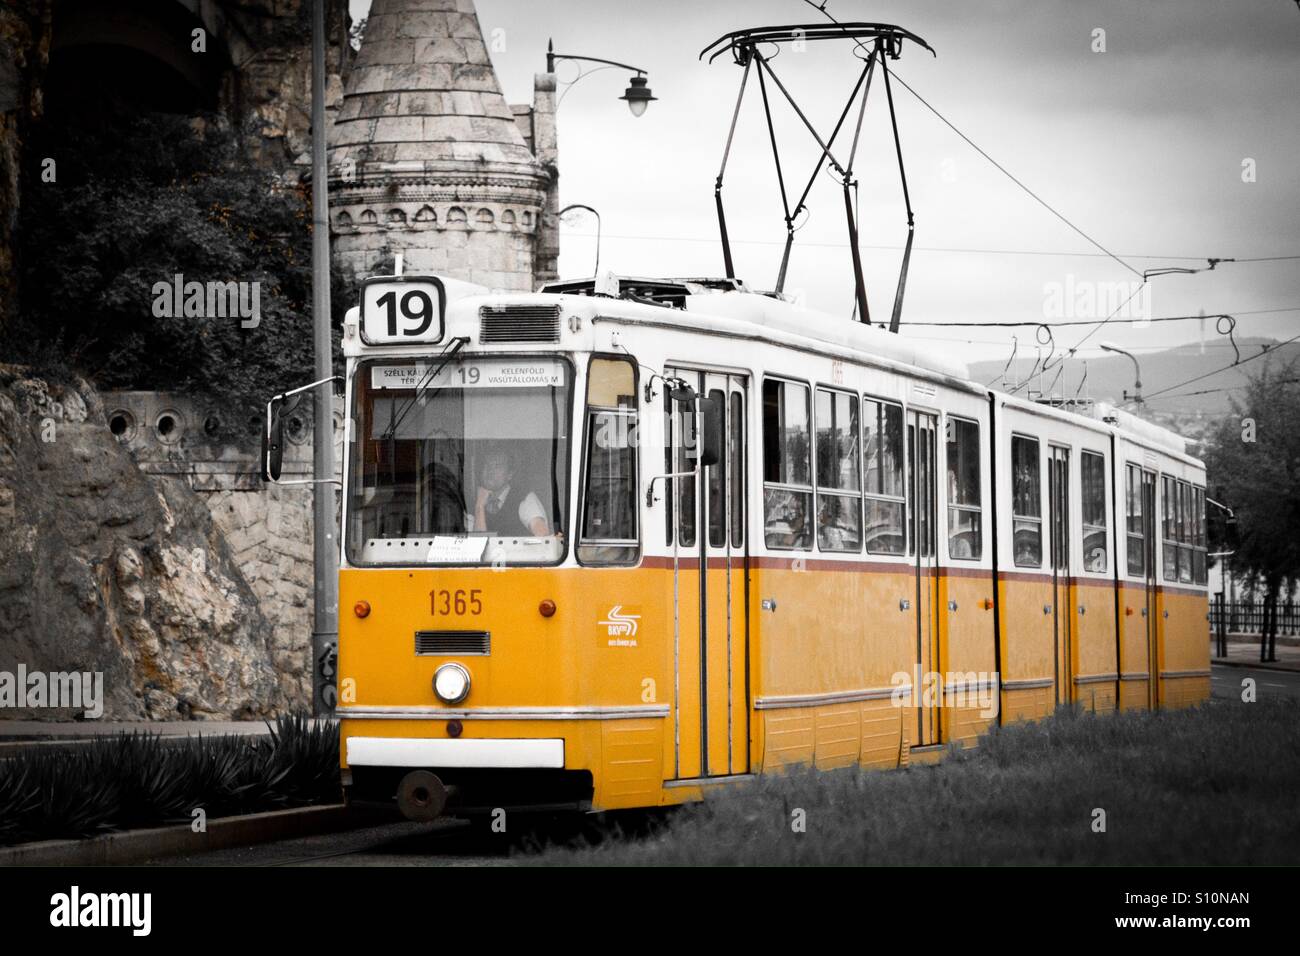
[0,714,340,846]
[534,699,1300,865]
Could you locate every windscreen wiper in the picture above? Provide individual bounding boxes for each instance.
[380,336,469,441]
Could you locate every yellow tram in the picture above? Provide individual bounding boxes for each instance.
[300,272,1209,819]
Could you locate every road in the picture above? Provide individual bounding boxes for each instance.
[1210,662,1300,701]
[145,809,664,867]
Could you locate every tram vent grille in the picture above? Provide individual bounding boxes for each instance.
[478,305,561,343]
[415,630,491,656]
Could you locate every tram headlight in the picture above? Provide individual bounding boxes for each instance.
[433,663,471,705]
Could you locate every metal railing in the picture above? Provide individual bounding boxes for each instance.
[1208,598,1300,637]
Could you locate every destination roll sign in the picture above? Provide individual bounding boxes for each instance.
[371,358,567,390]
[359,275,446,345]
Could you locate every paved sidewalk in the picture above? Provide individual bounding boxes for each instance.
[1211,640,1300,672]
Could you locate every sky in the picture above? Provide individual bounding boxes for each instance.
[348,0,1300,366]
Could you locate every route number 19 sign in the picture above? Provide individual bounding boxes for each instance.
[359,276,446,345]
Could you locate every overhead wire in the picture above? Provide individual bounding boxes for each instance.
[1138,331,1300,401]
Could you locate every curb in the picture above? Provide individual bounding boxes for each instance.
[0,733,266,758]
[1211,658,1300,674]
[0,804,393,867]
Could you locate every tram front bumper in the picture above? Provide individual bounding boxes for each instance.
[346,736,565,769]
[340,724,597,814]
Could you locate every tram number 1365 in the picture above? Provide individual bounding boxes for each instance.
[430,589,483,616]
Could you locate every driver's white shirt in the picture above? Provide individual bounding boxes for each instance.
[471,484,547,532]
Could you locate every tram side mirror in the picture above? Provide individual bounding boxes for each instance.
[667,380,696,404]
[262,395,287,482]
[698,395,723,468]
[1207,490,1239,552]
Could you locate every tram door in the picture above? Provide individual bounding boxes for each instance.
[1139,469,1159,709]
[1048,446,1073,705]
[666,368,749,780]
[907,410,940,746]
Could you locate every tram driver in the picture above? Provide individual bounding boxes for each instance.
[471,447,551,537]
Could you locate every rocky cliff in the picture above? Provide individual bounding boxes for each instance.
[0,368,286,719]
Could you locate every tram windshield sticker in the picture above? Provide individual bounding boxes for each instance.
[371,358,567,390]
[425,535,488,564]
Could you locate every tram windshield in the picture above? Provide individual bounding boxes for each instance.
[346,356,571,566]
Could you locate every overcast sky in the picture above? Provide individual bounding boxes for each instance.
[348,0,1300,365]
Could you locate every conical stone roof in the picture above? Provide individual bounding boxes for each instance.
[327,0,553,290]
[330,0,541,175]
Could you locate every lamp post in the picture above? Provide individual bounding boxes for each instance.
[308,0,338,716]
[1100,342,1143,405]
[559,204,601,276]
[546,40,656,116]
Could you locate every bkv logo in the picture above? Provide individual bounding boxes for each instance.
[599,605,641,647]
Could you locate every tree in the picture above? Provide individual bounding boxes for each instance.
[5,110,349,430]
[1204,359,1300,662]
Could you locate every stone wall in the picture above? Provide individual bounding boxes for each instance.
[98,390,345,709]
[0,369,288,720]
[331,192,544,290]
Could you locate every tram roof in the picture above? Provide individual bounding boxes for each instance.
[348,273,1196,463]
[539,277,1195,461]
[537,274,972,382]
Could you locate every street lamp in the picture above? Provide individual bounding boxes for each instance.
[547,39,656,117]
[559,204,601,276]
[1099,341,1143,404]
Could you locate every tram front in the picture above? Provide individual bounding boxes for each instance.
[295,275,663,820]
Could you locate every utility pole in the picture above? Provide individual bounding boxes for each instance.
[310,0,338,716]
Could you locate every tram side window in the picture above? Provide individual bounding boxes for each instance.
[1011,436,1042,567]
[762,379,812,550]
[1192,485,1207,585]
[1177,480,1194,584]
[708,389,727,549]
[578,357,638,565]
[815,388,861,552]
[863,398,906,555]
[1081,451,1107,572]
[1161,475,1178,582]
[664,376,697,548]
[730,394,745,548]
[945,417,982,560]
[663,395,673,546]
[1126,463,1145,577]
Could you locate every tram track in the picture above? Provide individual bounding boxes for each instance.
[151,808,671,867]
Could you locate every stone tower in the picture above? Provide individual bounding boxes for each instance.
[328,0,557,290]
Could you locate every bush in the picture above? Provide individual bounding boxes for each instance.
[0,714,340,846]
[7,110,350,424]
